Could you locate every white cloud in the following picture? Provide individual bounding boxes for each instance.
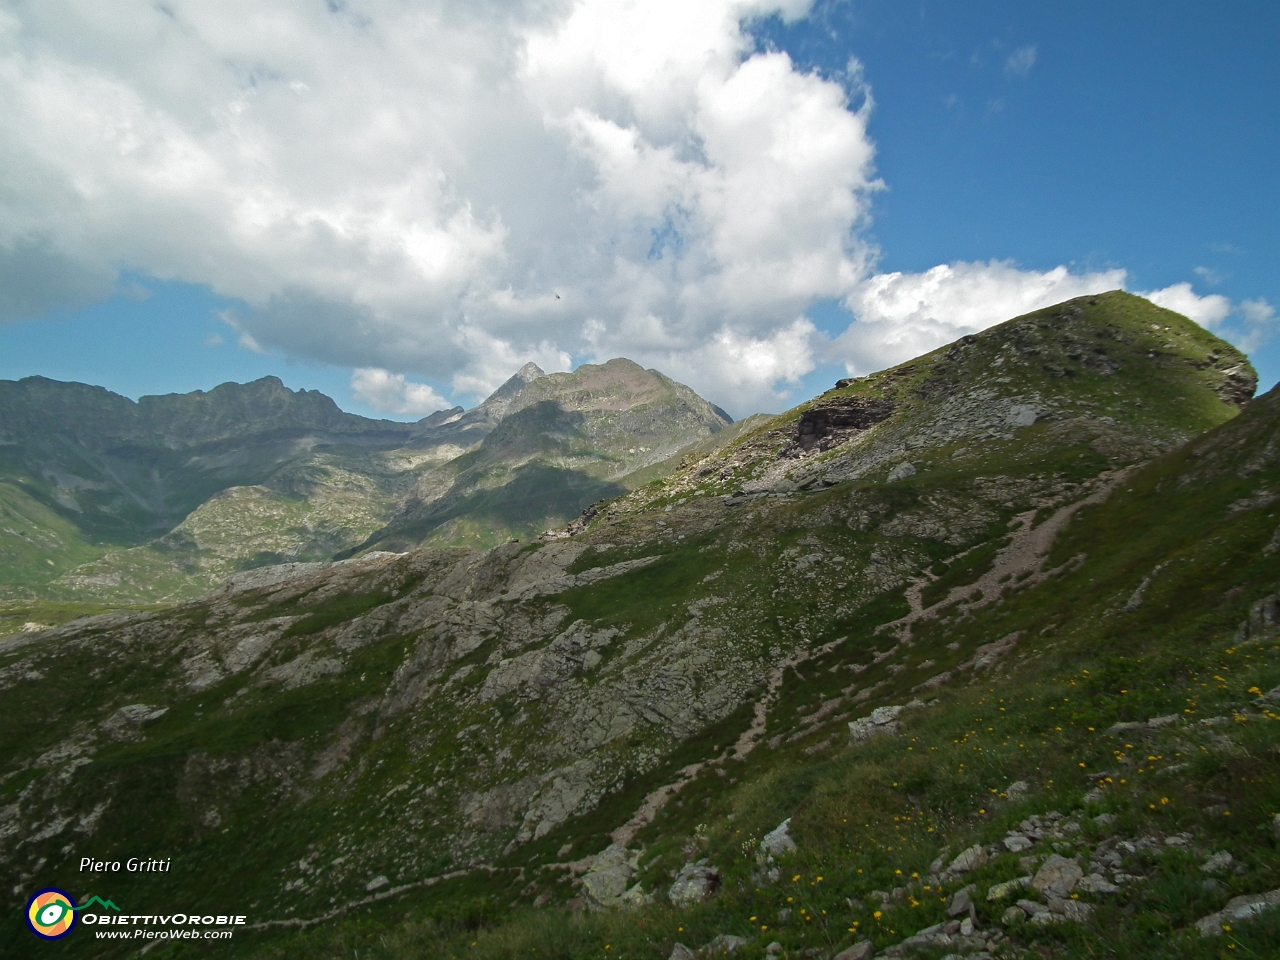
[832,261,1126,375]
[1138,284,1274,354]
[1236,298,1277,353]
[1004,45,1037,78]
[0,0,877,412]
[1139,282,1231,327]
[350,367,450,417]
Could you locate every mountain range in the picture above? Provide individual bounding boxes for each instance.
[0,359,735,609]
[2,291,1279,959]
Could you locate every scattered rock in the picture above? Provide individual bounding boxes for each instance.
[832,942,873,960]
[1047,898,1094,922]
[887,462,916,482]
[365,875,389,892]
[1196,889,1280,936]
[944,844,989,877]
[987,876,1031,901]
[1005,780,1030,800]
[99,703,169,741]
[1238,591,1280,641]
[1003,833,1033,853]
[765,943,783,958]
[1031,855,1083,900]
[848,705,904,742]
[947,884,978,918]
[668,860,720,907]
[703,934,748,955]
[1076,873,1120,894]
[1201,851,1235,874]
[760,818,798,857]
[670,944,696,960]
[580,845,642,908]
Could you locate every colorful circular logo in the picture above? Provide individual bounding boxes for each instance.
[26,888,77,940]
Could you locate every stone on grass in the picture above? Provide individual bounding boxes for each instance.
[1048,898,1094,922]
[1201,851,1234,873]
[848,705,904,742]
[887,462,916,482]
[1006,780,1030,799]
[668,860,720,907]
[1003,833,1033,853]
[832,941,874,960]
[581,844,640,908]
[945,844,989,876]
[703,934,748,955]
[760,818,798,857]
[670,945,695,960]
[947,884,977,918]
[1031,854,1083,900]
[987,876,1032,901]
[1196,889,1280,936]
[1076,873,1120,894]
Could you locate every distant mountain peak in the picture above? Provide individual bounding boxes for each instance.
[515,362,546,381]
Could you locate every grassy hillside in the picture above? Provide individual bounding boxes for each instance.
[0,294,1273,959]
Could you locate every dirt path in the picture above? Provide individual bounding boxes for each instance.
[883,465,1136,641]
[608,634,846,847]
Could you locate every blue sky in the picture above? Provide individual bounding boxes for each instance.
[1,1,1275,419]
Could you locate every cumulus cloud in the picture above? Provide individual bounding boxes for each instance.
[1140,282,1232,327]
[832,260,1126,375]
[0,0,877,413]
[350,368,450,417]
[1137,284,1274,354]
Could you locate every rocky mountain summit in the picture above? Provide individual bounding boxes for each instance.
[2,292,1279,959]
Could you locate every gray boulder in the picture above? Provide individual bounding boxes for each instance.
[944,844,989,877]
[668,860,720,907]
[832,942,874,960]
[703,934,748,955]
[760,818,798,857]
[1031,854,1083,900]
[1196,888,1280,936]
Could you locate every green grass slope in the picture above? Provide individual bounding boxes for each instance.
[0,296,1268,960]
[226,355,1279,960]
